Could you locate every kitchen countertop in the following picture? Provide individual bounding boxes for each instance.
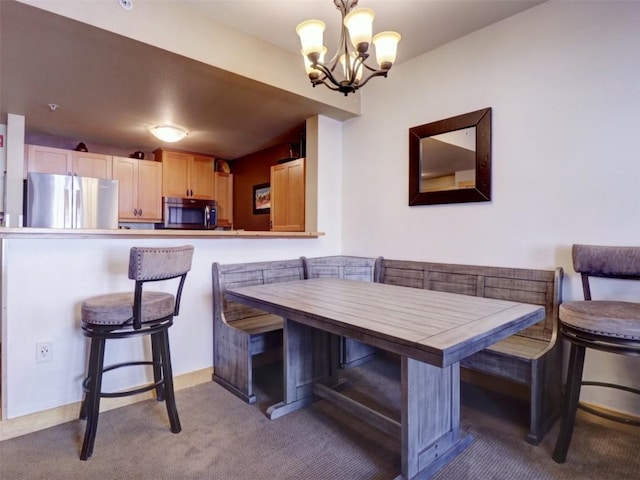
[0,227,324,239]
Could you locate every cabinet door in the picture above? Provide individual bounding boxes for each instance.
[137,160,163,221]
[112,157,138,221]
[270,158,305,232]
[72,152,112,179]
[214,172,233,227]
[25,145,72,177]
[190,155,215,199]
[161,151,190,198]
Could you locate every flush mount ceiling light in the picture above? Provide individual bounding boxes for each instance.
[296,0,401,96]
[150,125,188,143]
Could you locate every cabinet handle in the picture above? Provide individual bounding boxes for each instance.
[134,208,138,216]
[138,209,142,216]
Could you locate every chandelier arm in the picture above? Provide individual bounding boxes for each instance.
[312,63,344,89]
[360,61,383,73]
[312,78,343,92]
[354,69,389,89]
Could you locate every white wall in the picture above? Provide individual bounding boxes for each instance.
[342,1,640,415]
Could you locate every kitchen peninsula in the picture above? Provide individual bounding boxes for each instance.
[0,227,323,240]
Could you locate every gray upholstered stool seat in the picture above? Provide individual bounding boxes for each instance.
[559,301,640,340]
[82,292,175,326]
[78,245,194,461]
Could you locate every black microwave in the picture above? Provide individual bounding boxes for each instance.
[160,197,217,230]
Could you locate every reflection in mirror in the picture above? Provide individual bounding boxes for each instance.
[409,108,491,206]
[420,127,476,192]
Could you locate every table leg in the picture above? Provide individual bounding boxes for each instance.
[397,358,472,480]
[267,318,339,420]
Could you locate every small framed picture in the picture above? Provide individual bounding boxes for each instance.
[253,183,270,215]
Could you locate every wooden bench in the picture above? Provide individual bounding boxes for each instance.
[380,259,563,445]
[302,255,383,368]
[211,259,305,404]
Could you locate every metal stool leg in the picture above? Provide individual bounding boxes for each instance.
[553,343,586,463]
[151,332,165,401]
[159,329,181,433]
[80,337,106,460]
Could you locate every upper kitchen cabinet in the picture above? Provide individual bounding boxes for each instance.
[270,158,305,232]
[155,148,215,200]
[24,145,112,179]
[112,156,163,222]
[214,172,233,228]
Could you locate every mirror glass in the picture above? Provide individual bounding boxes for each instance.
[420,127,476,192]
[409,108,491,206]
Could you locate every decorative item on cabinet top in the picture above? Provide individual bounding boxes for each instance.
[215,159,231,173]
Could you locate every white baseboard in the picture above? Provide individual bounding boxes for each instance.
[0,367,213,441]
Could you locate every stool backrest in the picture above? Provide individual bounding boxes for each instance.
[572,244,640,300]
[129,245,194,281]
[129,245,194,328]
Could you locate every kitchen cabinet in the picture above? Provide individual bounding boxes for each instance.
[214,172,233,227]
[155,149,215,200]
[112,156,163,222]
[270,158,305,232]
[25,145,113,179]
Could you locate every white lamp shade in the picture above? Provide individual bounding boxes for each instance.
[373,31,401,68]
[150,125,188,143]
[343,8,374,51]
[303,47,327,76]
[296,20,326,57]
[340,53,363,82]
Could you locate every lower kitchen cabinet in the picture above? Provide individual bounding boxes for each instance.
[270,158,305,232]
[112,156,163,222]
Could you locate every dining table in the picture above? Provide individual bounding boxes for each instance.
[225,277,545,480]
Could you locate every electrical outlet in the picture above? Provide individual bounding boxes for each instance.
[36,341,53,363]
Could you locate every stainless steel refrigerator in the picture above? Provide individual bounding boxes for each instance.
[26,172,119,229]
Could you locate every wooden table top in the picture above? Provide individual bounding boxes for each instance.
[226,278,545,367]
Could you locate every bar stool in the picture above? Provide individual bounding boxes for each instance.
[79,245,194,460]
[552,244,640,463]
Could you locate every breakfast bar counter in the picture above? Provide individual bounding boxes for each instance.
[0,227,323,239]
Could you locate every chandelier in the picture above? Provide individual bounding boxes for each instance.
[296,0,401,96]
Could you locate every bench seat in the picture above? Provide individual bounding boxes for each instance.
[228,314,283,336]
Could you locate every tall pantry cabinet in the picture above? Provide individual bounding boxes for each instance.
[270,158,305,232]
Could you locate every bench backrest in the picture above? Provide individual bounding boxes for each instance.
[302,255,383,282]
[380,259,563,341]
[212,259,306,324]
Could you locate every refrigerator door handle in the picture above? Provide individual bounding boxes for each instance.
[75,188,81,228]
[64,175,73,228]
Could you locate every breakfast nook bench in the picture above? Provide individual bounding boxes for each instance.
[212,258,305,403]
[380,258,563,445]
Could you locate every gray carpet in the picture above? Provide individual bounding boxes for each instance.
[1,356,638,480]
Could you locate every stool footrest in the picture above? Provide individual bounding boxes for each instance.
[579,381,640,426]
[82,360,164,398]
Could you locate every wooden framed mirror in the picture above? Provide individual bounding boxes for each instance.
[409,107,491,206]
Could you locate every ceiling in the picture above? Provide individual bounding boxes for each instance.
[0,0,544,160]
